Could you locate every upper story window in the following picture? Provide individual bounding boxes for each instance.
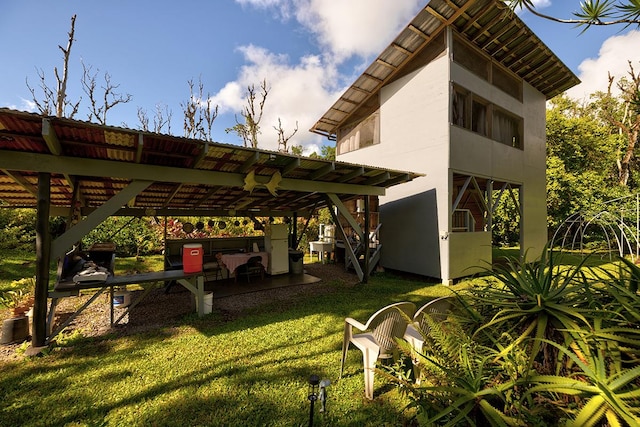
[452,84,523,149]
[493,108,523,148]
[336,110,380,155]
[452,34,523,101]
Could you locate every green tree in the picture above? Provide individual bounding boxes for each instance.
[589,62,640,187]
[309,144,336,160]
[82,217,162,257]
[545,95,628,231]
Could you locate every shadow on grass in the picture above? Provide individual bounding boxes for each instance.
[1,271,441,426]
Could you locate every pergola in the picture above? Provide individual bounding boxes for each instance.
[0,108,422,350]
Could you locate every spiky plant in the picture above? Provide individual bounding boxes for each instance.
[468,246,594,372]
[589,258,640,365]
[525,334,640,427]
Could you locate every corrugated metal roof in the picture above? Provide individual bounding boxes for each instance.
[0,109,422,216]
[310,0,580,138]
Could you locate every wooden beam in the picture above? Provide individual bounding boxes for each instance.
[42,119,62,155]
[363,172,390,186]
[192,186,221,208]
[363,195,370,284]
[1,169,38,197]
[239,152,260,173]
[325,194,364,281]
[338,167,365,183]
[310,162,335,180]
[391,42,413,56]
[282,158,300,177]
[0,150,387,196]
[163,183,183,208]
[32,172,51,349]
[375,58,396,70]
[135,133,144,163]
[194,141,209,168]
[51,180,153,260]
[42,118,76,192]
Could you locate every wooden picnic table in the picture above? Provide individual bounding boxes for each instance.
[48,270,206,343]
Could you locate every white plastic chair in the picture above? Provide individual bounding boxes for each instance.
[403,296,453,382]
[340,302,416,399]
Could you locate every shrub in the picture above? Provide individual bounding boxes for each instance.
[384,245,640,426]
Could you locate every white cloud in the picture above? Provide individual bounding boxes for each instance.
[531,0,551,7]
[513,0,551,15]
[234,0,294,19]
[20,99,36,112]
[219,0,424,152]
[210,44,343,150]
[294,0,423,62]
[566,30,640,101]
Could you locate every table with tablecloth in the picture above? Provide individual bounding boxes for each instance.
[220,252,269,276]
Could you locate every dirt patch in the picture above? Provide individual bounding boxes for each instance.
[0,262,359,364]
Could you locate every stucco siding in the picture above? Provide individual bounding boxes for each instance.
[521,82,548,255]
[449,231,492,278]
[336,37,549,281]
[339,55,450,278]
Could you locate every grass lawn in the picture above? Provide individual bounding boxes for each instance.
[0,249,469,426]
[1,247,619,425]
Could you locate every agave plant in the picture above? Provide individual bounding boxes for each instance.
[585,259,640,365]
[468,246,593,372]
[525,335,640,427]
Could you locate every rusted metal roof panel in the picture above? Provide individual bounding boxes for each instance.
[0,108,423,215]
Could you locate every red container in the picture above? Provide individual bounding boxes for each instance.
[183,243,203,273]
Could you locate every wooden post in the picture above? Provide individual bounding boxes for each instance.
[292,212,298,249]
[32,172,51,349]
[363,196,370,284]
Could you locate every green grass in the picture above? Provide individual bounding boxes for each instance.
[0,249,165,291]
[0,250,465,426]
[1,247,620,425]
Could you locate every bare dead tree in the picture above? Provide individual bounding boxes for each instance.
[600,61,640,186]
[56,14,76,118]
[153,103,172,134]
[226,79,269,148]
[26,70,55,116]
[81,61,132,125]
[137,103,172,134]
[181,77,218,141]
[137,107,150,131]
[274,117,299,153]
[203,94,218,141]
[26,14,81,118]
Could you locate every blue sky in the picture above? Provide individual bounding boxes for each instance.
[1,0,638,153]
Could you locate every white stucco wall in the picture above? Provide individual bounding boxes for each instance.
[337,35,548,280]
[520,82,548,257]
[339,53,451,279]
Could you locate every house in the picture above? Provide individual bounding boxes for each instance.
[310,0,579,283]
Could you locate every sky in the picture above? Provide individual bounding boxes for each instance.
[1,0,639,153]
